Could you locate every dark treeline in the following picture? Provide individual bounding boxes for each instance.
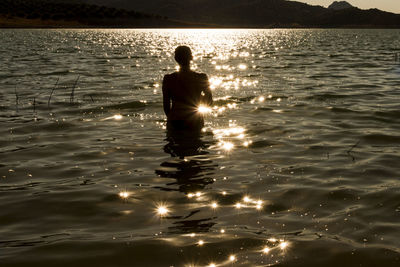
[0,0,173,27]
[60,0,400,28]
[1,0,399,28]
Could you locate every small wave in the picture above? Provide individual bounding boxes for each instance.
[306,93,350,101]
[309,74,348,79]
[80,101,147,114]
[362,134,400,145]
[329,107,359,114]
[249,139,277,148]
[348,63,381,68]
[374,110,400,120]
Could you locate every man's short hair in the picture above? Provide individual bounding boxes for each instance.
[174,46,193,66]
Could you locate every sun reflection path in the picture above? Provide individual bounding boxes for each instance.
[209,75,258,91]
[206,121,252,153]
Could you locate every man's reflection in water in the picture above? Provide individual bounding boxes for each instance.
[156,127,216,194]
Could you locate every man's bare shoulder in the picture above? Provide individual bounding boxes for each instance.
[193,72,208,80]
[163,72,179,81]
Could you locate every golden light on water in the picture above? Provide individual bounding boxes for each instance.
[213,126,245,138]
[229,255,236,262]
[232,195,265,210]
[113,114,123,120]
[197,105,212,114]
[256,199,263,210]
[155,204,169,217]
[243,196,251,203]
[210,201,218,209]
[243,141,252,147]
[219,141,234,151]
[197,240,204,246]
[238,64,247,70]
[280,241,289,250]
[262,247,270,254]
[208,263,216,267]
[118,191,130,199]
[188,192,203,199]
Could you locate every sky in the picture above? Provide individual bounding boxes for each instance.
[293,0,400,14]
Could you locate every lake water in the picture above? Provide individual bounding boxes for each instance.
[0,29,399,266]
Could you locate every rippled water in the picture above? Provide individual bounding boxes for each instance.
[1,29,400,266]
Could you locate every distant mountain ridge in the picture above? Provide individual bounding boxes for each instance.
[55,0,400,27]
[1,0,400,28]
[328,1,354,10]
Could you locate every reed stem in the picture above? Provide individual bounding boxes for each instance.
[48,77,59,107]
[70,75,80,103]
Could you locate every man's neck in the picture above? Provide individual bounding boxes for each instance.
[179,65,191,72]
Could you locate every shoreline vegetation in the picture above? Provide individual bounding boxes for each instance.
[1,0,399,29]
[0,0,214,28]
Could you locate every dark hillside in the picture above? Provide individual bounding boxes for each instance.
[0,0,193,27]
[53,0,400,28]
[1,0,399,28]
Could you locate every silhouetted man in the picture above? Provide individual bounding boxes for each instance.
[162,46,213,131]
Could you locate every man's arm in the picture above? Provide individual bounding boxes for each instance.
[202,74,213,106]
[162,75,171,116]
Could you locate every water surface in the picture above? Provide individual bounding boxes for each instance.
[0,29,399,266]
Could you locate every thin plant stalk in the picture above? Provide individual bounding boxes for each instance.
[70,75,80,103]
[33,97,36,113]
[48,77,59,107]
[15,86,19,112]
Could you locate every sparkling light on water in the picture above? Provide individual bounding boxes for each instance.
[280,241,289,250]
[262,247,270,254]
[243,196,251,203]
[118,191,130,199]
[197,105,212,114]
[155,204,169,217]
[219,141,234,151]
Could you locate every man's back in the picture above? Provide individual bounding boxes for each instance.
[163,70,212,129]
[162,46,213,131]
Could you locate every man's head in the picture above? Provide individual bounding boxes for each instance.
[174,46,193,67]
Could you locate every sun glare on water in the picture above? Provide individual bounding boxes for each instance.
[197,105,212,114]
[118,191,130,199]
[155,203,170,217]
[113,114,123,120]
